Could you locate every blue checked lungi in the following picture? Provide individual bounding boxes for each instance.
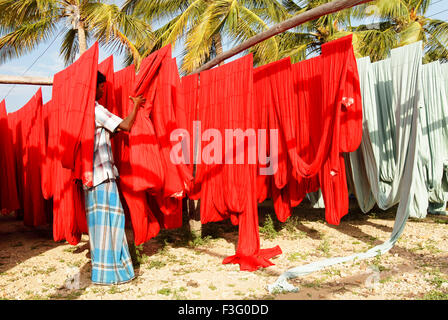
[84,179,135,285]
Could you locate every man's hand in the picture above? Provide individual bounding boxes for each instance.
[129,95,146,108]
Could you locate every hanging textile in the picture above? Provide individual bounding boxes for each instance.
[0,100,20,214]
[125,47,168,193]
[176,73,200,198]
[197,54,282,271]
[347,57,377,213]
[153,56,192,198]
[316,35,363,225]
[111,46,188,245]
[269,41,423,293]
[418,61,448,215]
[112,61,161,246]
[269,35,362,226]
[56,43,98,187]
[7,89,47,226]
[46,45,99,244]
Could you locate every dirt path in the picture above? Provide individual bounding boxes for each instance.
[1,202,447,300]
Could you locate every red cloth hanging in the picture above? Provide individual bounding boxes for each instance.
[112,47,186,245]
[125,48,168,193]
[56,43,98,188]
[197,54,282,271]
[7,89,47,226]
[254,35,362,226]
[317,35,362,225]
[98,56,117,114]
[47,45,98,244]
[0,100,20,214]
[176,73,200,199]
[254,58,293,222]
[153,56,192,198]
[112,63,159,245]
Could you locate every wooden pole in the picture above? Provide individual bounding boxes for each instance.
[0,75,53,86]
[191,0,372,74]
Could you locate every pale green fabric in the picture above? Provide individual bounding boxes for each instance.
[349,58,448,218]
[419,61,448,214]
[268,42,422,294]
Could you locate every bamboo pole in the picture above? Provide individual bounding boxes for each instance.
[0,74,53,86]
[191,0,372,74]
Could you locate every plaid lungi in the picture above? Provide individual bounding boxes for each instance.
[84,180,135,285]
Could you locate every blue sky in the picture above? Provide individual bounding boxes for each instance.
[1,0,447,113]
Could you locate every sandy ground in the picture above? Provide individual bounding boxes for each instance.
[0,200,447,300]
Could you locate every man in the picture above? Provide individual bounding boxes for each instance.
[84,71,145,285]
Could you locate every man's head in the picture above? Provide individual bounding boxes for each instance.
[96,71,106,101]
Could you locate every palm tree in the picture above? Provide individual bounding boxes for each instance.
[123,0,290,74]
[279,0,448,63]
[352,0,448,63]
[0,0,153,67]
[277,0,360,63]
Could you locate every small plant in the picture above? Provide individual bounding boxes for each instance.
[370,252,389,272]
[157,288,172,296]
[288,252,308,262]
[147,259,167,270]
[188,233,212,248]
[208,284,217,291]
[422,290,448,300]
[318,238,331,257]
[260,214,278,240]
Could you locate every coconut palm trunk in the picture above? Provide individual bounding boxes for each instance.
[77,20,88,55]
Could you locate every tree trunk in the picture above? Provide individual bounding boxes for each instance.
[213,33,224,66]
[78,20,87,56]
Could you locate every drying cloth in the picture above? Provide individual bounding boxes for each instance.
[268,41,422,294]
[55,43,98,187]
[85,179,135,285]
[0,100,20,213]
[417,61,448,215]
[197,54,282,271]
[176,73,200,198]
[44,45,99,244]
[7,89,47,226]
[269,35,362,225]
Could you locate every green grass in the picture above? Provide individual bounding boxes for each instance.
[259,214,279,240]
[370,253,389,272]
[317,238,331,257]
[422,290,448,300]
[188,234,213,248]
[288,252,309,262]
[157,288,172,296]
[147,259,167,270]
[208,284,217,291]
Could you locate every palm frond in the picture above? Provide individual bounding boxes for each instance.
[0,15,60,64]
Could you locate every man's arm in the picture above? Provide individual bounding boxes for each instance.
[117,95,146,132]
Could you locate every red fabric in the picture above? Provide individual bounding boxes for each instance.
[0,100,20,213]
[56,43,98,187]
[197,54,282,271]
[112,46,188,245]
[316,35,362,225]
[98,56,117,114]
[112,63,162,245]
[45,45,99,244]
[177,73,200,199]
[153,56,192,198]
[253,58,292,222]
[7,89,47,226]
[126,48,168,193]
[252,35,362,226]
